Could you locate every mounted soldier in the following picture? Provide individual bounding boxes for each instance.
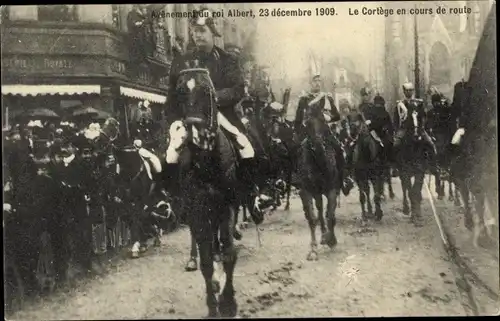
[294,72,353,195]
[357,89,394,162]
[164,7,271,213]
[393,82,437,159]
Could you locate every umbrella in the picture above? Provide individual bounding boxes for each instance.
[71,107,111,121]
[15,108,60,120]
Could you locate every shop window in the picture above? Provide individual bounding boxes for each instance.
[38,5,77,22]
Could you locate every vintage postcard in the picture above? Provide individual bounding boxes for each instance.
[2,1,498,319]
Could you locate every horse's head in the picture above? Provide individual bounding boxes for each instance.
[176,67,218,151]
[304,103,328,144]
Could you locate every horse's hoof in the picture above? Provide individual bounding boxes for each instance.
[131,251,140,259]
[185,259,198,272]
[326,233,338,248]
[320,234,327,245]
[218,293,238,317]
[412,217,424,227]
[212,279,221,294]
[306,251,318,261]
[402,206,410,216]
[464,218,474,231]
[206,309,220,318]
[233,230,243,241]
[375,209,383,221]
[389,192,395,200]
[284,204,290,211]
[153,238,162,247]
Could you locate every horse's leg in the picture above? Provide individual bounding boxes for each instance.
[185,230,198,272]
[284,166,293,211]
[299,189,318,261]
[447,178,454,202]
[233,207,242,241]
[471,186,486,248]
[130,203,142,258]
[436,170,444,200]
[400,171,411,215]
[358,178,369,223]
[197,237,219,318]
[366,178,373,218]
[325,189,338,248]
[373,173,384,221]
[218,206,238,317]
[453,182,462,207]
[314,195,327,245]
[337,190,341,209]
[410,172,425,227]
[387,167,395,199]
[456,178,473,230]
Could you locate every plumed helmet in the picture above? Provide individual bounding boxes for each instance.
[402,82,414,90]
[189,7,222,37]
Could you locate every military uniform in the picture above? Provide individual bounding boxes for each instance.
[165,8,271,209]
[393,83,436,155]
[294,89,353,194]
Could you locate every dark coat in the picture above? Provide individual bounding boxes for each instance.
[167,46,245,126]
[294,92,340,135]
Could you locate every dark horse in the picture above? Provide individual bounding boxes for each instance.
[347,113,385,223]
[393,106,433,226]
[426,94,461,203]
[102,118,171,258]
[173,68,240,317]
[296,103,339,260]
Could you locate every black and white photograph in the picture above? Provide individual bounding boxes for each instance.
[1,1,498,318]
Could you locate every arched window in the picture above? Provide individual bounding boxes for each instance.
[38,5,77,22]
[429,42,451,86]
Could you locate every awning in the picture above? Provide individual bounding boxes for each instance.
[119,86,167,104]
[2,85,101,96]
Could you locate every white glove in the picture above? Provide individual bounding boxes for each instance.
[235,132,251,148]
[168,121,187,149]
[4,203,12,212]
[451,128,465,145]
[365,120,372,126]
[323,112,332,122]
[397,101,408,122]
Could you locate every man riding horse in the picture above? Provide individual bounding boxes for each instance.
[164,9,271,215]
[393,82,437,159]
[294,72,353,196]
[357,88,394,163]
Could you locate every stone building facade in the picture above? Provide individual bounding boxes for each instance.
[383,0,493,111]
[1,4,255,134]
